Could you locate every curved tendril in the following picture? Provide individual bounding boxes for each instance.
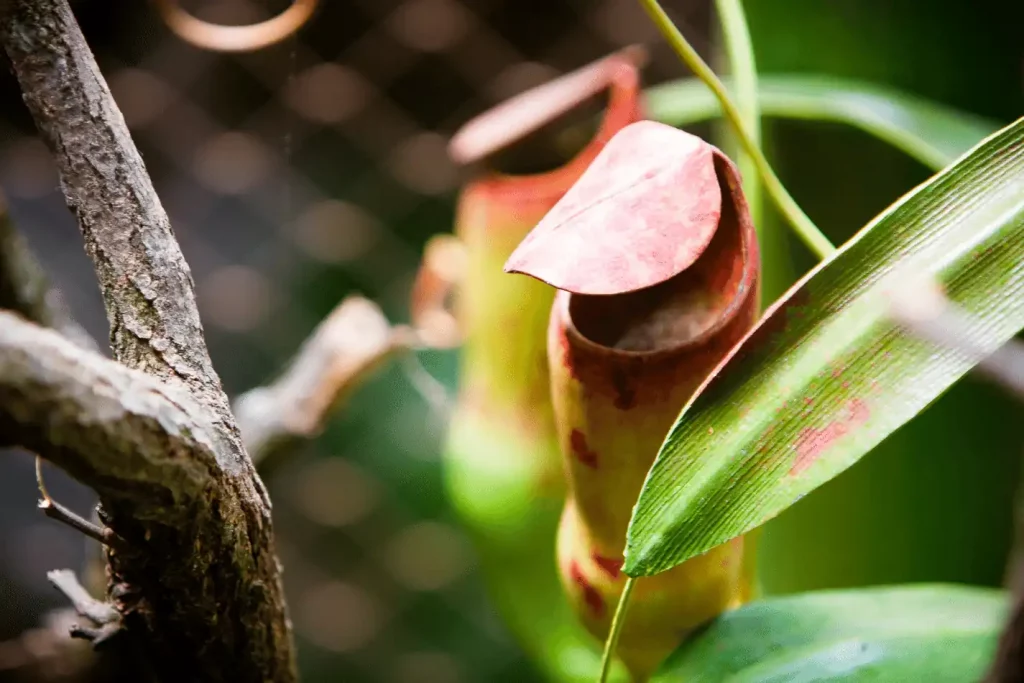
[152,0,319,53]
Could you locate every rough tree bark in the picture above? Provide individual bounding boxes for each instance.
[0,211,406,683]
[0,0,297,680]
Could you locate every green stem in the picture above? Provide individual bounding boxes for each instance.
[598,576,636,683]
[638,0,836,260]
[712,0,763,309]
[713,0,761,208]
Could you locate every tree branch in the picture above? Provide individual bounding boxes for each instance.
[1,0,231,418]
[46,570,118,630]
[0,311,295,680]
[0,1,296,679]
[0,313,296,679]
[234,295,409,473]
[0,183,109,683]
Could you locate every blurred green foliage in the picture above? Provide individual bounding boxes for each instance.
[653,584,1007,681]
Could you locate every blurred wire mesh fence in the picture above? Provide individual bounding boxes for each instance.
[0,1,708,680]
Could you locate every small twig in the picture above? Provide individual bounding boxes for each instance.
[35,458,119,548]
[235,296,406,468]
[234,295,452,473]
[47,570,123,650]
[46,570,119,627]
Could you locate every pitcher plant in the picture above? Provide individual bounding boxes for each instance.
[506,120,762,679]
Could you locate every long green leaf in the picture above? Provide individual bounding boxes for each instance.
[646,75,1000,170]
[623,117,1024,576]
[652,585,1007,682]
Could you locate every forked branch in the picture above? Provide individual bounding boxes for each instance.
[0,310,295,680]
[0,0,296,680]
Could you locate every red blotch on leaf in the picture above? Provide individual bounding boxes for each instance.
[570,429,599,469]
[569,560,605,616]
[791,398,871,475]
[592,553,623,578]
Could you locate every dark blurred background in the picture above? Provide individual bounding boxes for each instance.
[0,1,1021,682]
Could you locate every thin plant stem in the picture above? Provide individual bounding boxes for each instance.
[712,0,763,309]
[638,0,836,260]
[714,0,759,147]
[598,576,636,683]
[713,0,761,220]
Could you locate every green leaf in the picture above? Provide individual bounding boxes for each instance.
[623,117,1024,576]
[646,74,1000,171]
[651,585,1007,682]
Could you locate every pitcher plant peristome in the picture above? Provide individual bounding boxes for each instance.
[414,50,646,681]
[506,121,761,679]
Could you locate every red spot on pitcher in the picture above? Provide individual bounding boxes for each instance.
[569,560,605,616]
[570,429,599,469]
[592,553,623,578]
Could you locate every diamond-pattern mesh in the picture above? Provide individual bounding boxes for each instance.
[0,1,708,680]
